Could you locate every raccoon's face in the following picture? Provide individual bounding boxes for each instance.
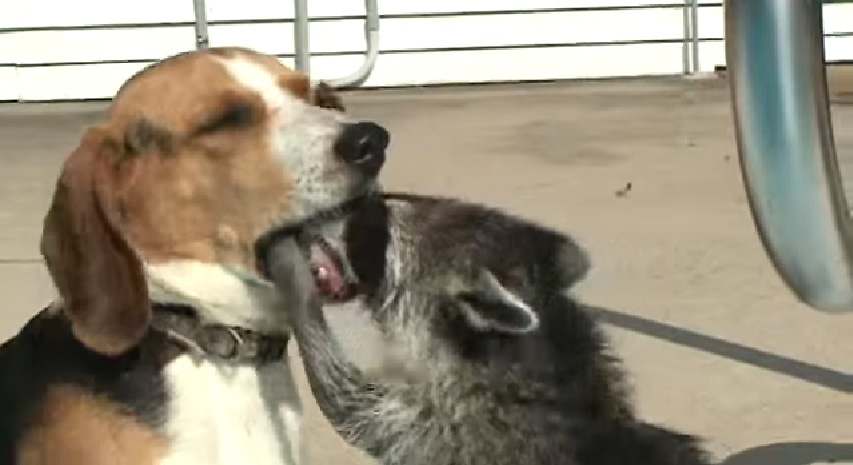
[297,193,591,338]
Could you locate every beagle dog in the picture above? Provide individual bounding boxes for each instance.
[0,47,389,465]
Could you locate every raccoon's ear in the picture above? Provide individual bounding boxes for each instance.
[554,238,590,287]
[452,269,539,334]
[539,228,591,290]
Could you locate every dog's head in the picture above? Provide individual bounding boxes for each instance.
[39,47,390,355]
[295,193,590,339]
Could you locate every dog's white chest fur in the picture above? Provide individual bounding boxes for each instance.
[158,354,303,465]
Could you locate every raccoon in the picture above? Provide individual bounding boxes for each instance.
[261,192,713,465]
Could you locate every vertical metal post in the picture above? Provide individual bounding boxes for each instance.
[293,0,311,74]
[192,0,210,50]
[682,0,692,74]
[327,0,381,87]
[288,0,379,87]
[690,0,700,73]
[726,0,853,313]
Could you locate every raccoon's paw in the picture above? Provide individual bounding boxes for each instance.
[265,237,321,313]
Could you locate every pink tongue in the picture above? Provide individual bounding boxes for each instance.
[315,263,346,296]
[311,245,346,297]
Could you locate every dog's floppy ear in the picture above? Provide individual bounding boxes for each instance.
[449,269,539,335]
[40,126,150,356]
[312,81,346,111]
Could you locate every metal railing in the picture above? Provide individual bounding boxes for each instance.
[190,1,703,83]
[726,0,853,314]
[294,0,381,87]
[188,1,708,83]
[190,0,380,86]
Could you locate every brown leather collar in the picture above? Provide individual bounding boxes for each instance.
[149,303,289,364]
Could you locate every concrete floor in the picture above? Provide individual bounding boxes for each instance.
[1,77,851,464]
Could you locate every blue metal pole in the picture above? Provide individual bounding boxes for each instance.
[726,0,853,313]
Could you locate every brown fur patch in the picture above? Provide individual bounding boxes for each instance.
[18,386,165,465]
[312,82,346,111]
[104,47,305,270]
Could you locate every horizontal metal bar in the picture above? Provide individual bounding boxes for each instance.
[0,4,724,33]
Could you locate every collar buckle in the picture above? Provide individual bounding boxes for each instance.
[151,304,288,364]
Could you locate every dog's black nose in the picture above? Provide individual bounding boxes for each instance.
[334,122,390,177]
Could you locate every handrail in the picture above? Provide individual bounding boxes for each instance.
[189,0,379,86]
[292,0,380,87]
[726,0,853,313]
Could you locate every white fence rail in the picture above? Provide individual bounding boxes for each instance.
[0,1,851,101]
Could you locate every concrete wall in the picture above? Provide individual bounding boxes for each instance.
[1,1,852,101]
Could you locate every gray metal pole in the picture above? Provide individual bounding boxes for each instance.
[293,0,311,74]
[726,0,853,313]
[690,0,700,73]
[682,0,692,75]
[327,0,380,88]
[192,0,210,50]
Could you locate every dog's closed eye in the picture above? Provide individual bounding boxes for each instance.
[197,102,257,134]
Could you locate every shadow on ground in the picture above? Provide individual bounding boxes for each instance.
[589,307,852,393]
[590,306,852,463]
[721,441,853,465]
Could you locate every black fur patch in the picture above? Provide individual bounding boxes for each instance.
[0,306,172,464]
[343,196,390,299]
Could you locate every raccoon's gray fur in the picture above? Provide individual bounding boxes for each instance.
[263,192,713,465]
